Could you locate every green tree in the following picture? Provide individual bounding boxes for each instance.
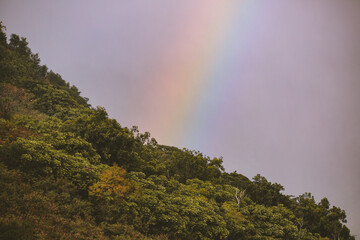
[247,174,291,207]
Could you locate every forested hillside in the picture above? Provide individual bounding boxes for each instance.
[0,22,355,240]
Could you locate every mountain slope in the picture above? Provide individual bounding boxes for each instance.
[0,22,355,240]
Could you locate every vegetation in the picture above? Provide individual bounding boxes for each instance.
[0,22,355,239]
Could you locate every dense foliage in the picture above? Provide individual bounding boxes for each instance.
[0,22,355,240]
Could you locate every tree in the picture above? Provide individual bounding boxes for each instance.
[0,22,7,45]
[0,83,31,119]
[247,174,291,207]
[89,164,130,201]
[8,34,31,57]
[235,188,246,208]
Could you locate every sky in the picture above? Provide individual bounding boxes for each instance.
[1,0,360,235]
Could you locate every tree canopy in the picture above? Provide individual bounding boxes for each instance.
[0,22,355,240]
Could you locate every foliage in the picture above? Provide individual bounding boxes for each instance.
[0,23,355,240]
[89,164,131,201]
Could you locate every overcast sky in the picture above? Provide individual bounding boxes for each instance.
[1,0,359,235]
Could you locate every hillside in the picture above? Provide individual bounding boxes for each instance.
[0,23,355,240]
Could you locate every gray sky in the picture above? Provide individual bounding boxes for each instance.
[1,0,359,235]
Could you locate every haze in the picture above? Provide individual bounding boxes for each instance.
[1,0,359,235]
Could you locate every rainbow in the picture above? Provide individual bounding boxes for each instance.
[145,1,257,147]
